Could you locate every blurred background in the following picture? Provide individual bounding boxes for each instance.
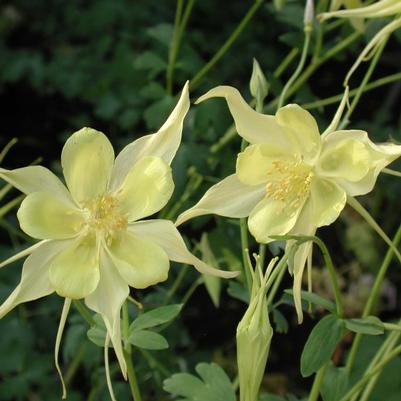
[1,1,401,400]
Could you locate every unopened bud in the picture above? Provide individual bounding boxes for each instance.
[249,58,269,106]
[236,264,273,401]
[304,0,314,27]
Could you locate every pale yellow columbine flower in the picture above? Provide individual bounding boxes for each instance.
[328,0,365,30]
[176,86,401,322]
[0,82,236,388]
[321,0,401,20]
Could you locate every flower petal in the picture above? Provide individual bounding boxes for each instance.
[85,251,129,379]
[318,130,401,196]
[110,82,189,190]
[17,191,84,240]
[0,240,68,319]
[0,166,73,203]
[319,0,401,20]
[128,219,238,278]
[175,174,265,226]
[236,144,293,186]
[49,236,100,299]
[248,197,303,243]
[309,178,347,227]
[107,231,170,289]
[195,86,294,148]
[114,156,174,222]
[287,201,317,323]
[275,104,321,162]
[61,128,115,205]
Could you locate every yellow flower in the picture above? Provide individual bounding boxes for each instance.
[321,0,401,20]
[176,85,401,321]
[328,0,365,30]
[0,82,236,381]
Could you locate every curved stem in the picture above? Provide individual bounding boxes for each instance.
[277,27,312,109]
[190,0,263,90]
[308,364,327,401]
[346,222,401,373]
[73,300,95,326]
[123,302,142,401]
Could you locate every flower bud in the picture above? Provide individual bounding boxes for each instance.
[236,269,273,401]
[249,58,269,106]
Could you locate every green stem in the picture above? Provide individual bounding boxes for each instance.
[340,36,389,129]
[308,364,327,401]
[163,265,189,305]
[73,300,95,326]
[190,0,263,90]
[301,71,401,110]
[123,302,142,401]
[345,222,401,373]
[65,341,87,384]
[273,48,299,78]
[278,27,312,109]
[0,137,17,163]
[339,344,401,401]
[166,0,184,95]
[0,194,24,218]
[182,277,202,304]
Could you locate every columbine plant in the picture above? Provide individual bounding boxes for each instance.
[176,85,401,321]
[0,82,236,397]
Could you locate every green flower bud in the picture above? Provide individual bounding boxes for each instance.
[249,58,269,106]
[236,261,274,401]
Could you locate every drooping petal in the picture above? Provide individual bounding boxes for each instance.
[55,298,71,400]
[17,191,84,240]
[0,166,73,203]
[0,240,69,319]
[318,130,401,196]
[107,231,170,289]
[128,219,238,278]
[114,156,174,222]
[236,144,294,186]
[248,197,304,244]
[309,178,347,227]
[195,86,294,148]
[287,201,317,323]
[49,236,100,299]
[85,251,129,378]
[175,174,265,226]
[61,128,115,205]
[110,82,189,191]
[275,104,321,163]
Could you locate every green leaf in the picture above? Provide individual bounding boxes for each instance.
[87,314,106,347]
[146,23,173,46]
[301,315,344,377]
[320,362,349,401]
[227,281,249,304]
[199,234,221,307]
[163,362,235,401]
[129,304,183,332]
[128,330,169,350]
[144,96,176,130]
[272,308,288,334]
[133,51,167,78]
[344,316,384,336]
[284,289,336,313]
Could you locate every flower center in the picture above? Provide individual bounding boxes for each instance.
[83,194,127,245]
[265,159,313,212]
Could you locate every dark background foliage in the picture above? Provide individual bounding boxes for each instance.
[1,0,401,400]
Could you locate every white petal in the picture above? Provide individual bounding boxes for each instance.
[110,82,189,190]
[85,252,129,379]
[195,85,295,148]
[318,130,401,196]
[114,156,174,222]
[175,174,265,226]
[0,166,74,204]
[61,127,115,205]
[275,104,321,163]
[128,219,238,278]
[0,241,69,318]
